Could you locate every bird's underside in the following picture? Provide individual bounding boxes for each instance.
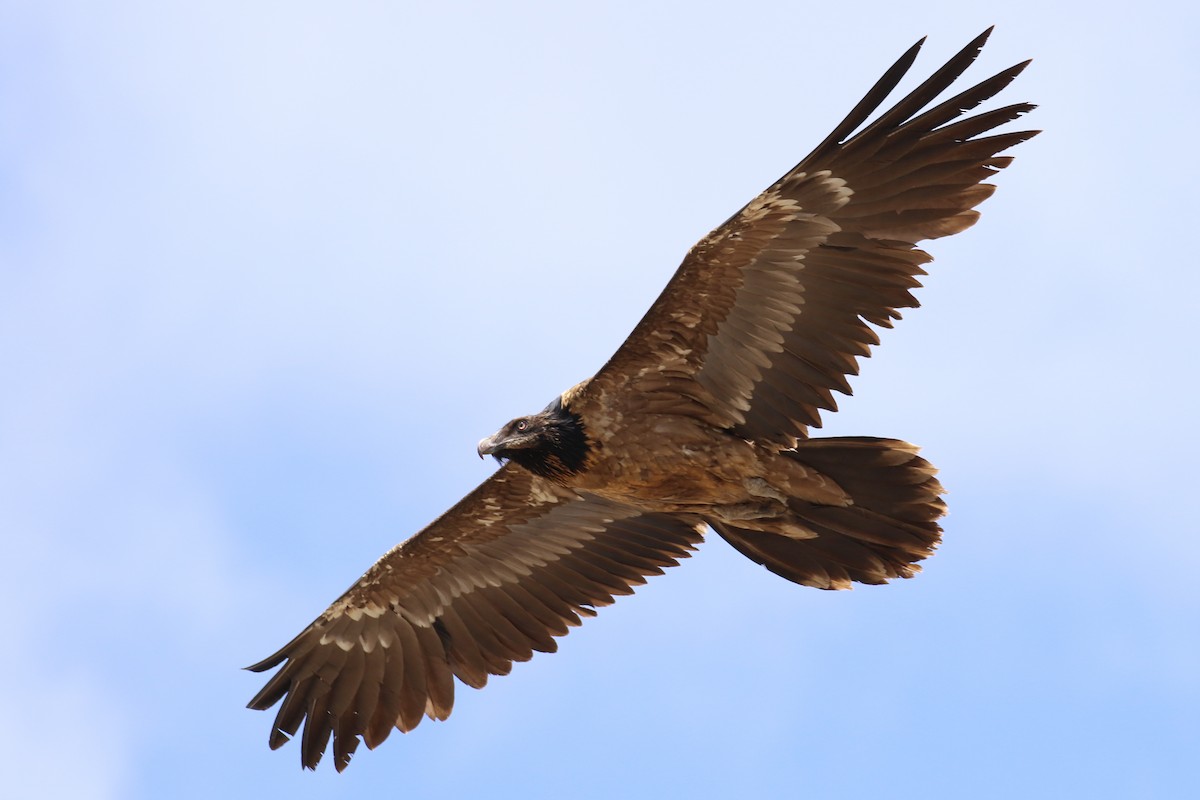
[247,28,1038,771]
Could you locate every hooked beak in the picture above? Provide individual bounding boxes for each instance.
[477,432,503,459]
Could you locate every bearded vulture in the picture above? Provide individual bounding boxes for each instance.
[247,28,1038,770]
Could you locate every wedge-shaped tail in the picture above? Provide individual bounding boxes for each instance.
[711,437,945,590]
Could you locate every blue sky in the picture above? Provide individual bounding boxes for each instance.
[3,2,1196,798]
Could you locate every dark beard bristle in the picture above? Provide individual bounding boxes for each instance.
[508,405,589,481]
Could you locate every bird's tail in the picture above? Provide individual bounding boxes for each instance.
[710,437,945,590]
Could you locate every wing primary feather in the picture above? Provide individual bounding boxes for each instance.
[300,690,333,770]
[326,645,366,721]
[269,676,312,749]
[364,664,404,749]
[902,60,1032,136]
[922,104,1036,146]
[848,27,994,146]
[332,708,362,772]
[801,36,927,164]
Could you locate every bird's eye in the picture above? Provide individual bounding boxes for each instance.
[516,420,528,431]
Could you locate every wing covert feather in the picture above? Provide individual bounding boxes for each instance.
[587,28,1037,443]
[246,463,704,771]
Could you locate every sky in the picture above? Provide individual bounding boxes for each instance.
[2,2,1197,797]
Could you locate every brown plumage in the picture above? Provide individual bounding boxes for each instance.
[247,28,1038,771]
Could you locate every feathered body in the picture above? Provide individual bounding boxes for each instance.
[483,384,943,587]
[248,29,1038,771]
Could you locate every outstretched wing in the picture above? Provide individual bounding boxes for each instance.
[587,28,1038,444]
[246,463,705,771]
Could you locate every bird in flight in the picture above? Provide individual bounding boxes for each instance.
[247,28,1037,771]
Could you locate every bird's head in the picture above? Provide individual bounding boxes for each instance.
[477,394,590,481]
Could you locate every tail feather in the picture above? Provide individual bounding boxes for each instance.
[711,437,945,590]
